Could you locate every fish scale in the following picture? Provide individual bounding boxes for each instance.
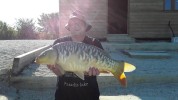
[35,41,136,87]
[54,42,111,71]
[53,42,113,71]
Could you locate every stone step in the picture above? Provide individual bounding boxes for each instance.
[106,34,135,43]
[9,71,178,90]
[8,45,178,90]
[9,73,117,90]
[123,50,171,58]
[0,95,142,100]
[0,95,8,100]
[12,45,51,75]
[100,96,143,100]
[102,42,178,52]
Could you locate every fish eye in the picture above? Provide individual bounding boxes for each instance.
[42,53,46,56]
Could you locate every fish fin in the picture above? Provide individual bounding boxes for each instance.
[112,71,127,87]
[112,61,135,87]
[56,64,65,75]
[123,62,136,72]
[119,72,127,87]
[74,72,85,80]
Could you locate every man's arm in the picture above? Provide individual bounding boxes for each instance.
[47,64,63,76]
[93,39,104,50]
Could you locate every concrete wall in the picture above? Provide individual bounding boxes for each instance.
[59,0,108,38]
[128,0,178,38]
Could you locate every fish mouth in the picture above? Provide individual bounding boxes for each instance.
[34,58,40,64]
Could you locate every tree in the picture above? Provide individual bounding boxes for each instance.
[0,21,17,40]
[16,18,37,39]
[7,27,18,39]
[37,13,59,39]
[0,21,7,39]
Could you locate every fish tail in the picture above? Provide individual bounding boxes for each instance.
[112,61,136,87]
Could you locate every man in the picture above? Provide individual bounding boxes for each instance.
[47,10,103,100]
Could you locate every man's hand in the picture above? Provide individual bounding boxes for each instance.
[47,64,63,76]
[87,67,100,76]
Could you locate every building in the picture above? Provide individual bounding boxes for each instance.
[59,0,178,39]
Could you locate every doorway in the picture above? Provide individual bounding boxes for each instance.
[108,0,128,34]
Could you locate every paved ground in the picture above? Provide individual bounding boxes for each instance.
[1,40,178,100]
[1,82,178,100]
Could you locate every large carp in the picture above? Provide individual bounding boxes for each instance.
[35,41,136,87]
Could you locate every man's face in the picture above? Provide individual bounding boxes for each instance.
[68,18,87,35]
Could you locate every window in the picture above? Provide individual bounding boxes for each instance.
[164,0,178,11]
[165,0,172,10]
[176,0,178,10]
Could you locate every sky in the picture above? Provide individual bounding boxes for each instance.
[0,0,59,26]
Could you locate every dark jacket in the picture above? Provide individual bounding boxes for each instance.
[53,35,103,100]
